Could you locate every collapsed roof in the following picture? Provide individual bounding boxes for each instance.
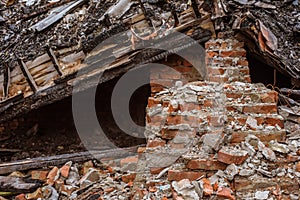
[0,0,299,122]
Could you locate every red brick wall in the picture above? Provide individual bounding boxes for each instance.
[150,54,203,96]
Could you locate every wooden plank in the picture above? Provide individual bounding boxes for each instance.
[46,47,63,76]
[0,176,40,193]
[25,53,50,70]
[0,146,141,175]
[17,59,38,93]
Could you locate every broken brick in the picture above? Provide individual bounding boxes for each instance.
[31,170,48,181]
[187,159,227,170]
[15,194,26,200]
[217,147,248,165]
[167,170,205,181]
[46,166,59,186]
[147,138,166,148]
[217,187,235,200]
[120,156,138,167]
[60,164,71,178]
[122,173,136,183]
[202,178,213,196]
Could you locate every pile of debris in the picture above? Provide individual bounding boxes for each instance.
[1,158,138,199]
[129,80,300,199]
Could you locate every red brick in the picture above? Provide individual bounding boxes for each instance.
[220,50,246,57]
[225,92,242,99]
[217,148,248,165]
[217,187,235,200]
[31,170,49,181]
[227,104,278,114]
[46,166,59,186]
[122,173,136,183]
[223,58,233,65]
[147,98,162,108]
[208,76,228,83]
[235,177,299,193]
[167,170,205,181]
[203,99,213,107]
[260,91,278,103]
[15,194,26,200]
[265,117,284,128]
[120,156,138,167]
[237,59,248,66]
[202,178,213,196]
[231,131,286,143]
[187,159,227,170]
[147,138,166,148]
[148,97,155,107]
[60,164,71,178]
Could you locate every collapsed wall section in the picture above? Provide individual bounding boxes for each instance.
[133,36,299,199]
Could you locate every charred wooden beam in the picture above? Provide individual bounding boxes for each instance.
[279,93,300,107]
[280,88,300,96]
[0,146,141,175]
[46,46,63,76]
[0,176,41,193]
[137,0,153,27]
[191,0,201,19]
[171,3,179,27]
[17,58,38,93]
[3,63,10,98]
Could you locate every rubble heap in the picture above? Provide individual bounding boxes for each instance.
[130,37,300,199]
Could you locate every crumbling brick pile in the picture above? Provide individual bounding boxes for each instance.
[132,37,300,199]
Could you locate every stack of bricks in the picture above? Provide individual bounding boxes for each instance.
[205,37,251,83]
[136,36,298,198]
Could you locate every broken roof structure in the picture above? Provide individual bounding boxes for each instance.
[0,0,299,122]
